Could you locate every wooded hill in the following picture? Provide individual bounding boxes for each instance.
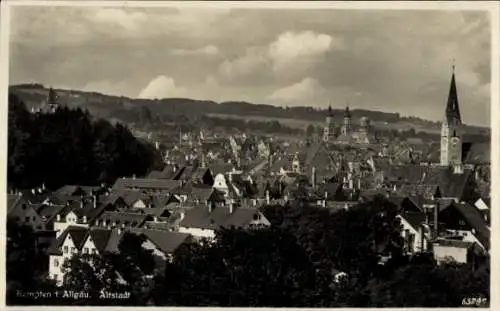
[10,84,490,138]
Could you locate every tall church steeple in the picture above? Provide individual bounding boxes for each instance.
[445,62,462,126]
[440,61,463,169]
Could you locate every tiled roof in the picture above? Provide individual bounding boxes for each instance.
[90,228,113,253]
[399,211,427,231]
[142,230,190,254]
[7,194,23,213]
[385,165,472,200]
[36,204,66,222]
[20,191,49,204]
[224,208,265,228]
[47,226,123,255]
[209,163,235,176]
[179,205,266,230]
[112,178,180,192]
[179,207,213,229]
[96,211,149,227]
[147,166,176,179]
[449,202,490,249]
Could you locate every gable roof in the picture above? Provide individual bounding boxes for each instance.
[449,202,490,250]
[399,211,427,231]
[179,206,268,230]
[47,226,123,255]
[142,230,190,254]
[7,194,23,214]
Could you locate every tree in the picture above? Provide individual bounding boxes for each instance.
[7,91,162,190]
[6,217,58,305]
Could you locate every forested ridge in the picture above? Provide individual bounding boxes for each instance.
[8,92,162,190]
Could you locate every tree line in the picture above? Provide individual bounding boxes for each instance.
[8,92,163,191]
[7,196,489,307]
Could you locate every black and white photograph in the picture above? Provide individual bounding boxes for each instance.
[2,1,497,308]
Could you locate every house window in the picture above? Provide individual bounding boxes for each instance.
[91,248,97,254]
[54,259,59,267]
[71,247,76,253]
[53,274,58,280]
[63,246,68,254]
[83,248,89,254]
[32,216,36,221]
[25,217,30,222]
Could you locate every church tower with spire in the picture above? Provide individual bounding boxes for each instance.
[440,62,463,170]
[341,104,352,136]
[323,104,336,143]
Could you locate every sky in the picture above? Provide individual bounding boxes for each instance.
[8,5,492,126]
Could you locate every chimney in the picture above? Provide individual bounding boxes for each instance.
[56,214,61,222]
[357,178,361,189]
[117,228,122,235]
[132,174,136,180]
[80,199,84,209]
[208,201,213,213]
[228,173,233,184]
[393,184,397,192]
[229,199,235,214]
[42,183,46,191]
[83,216,87,223]
[348,178,353,189]
[31,188,36,195]
[324,191,328,201]
[154,216,158,222]
[93,195,97,208]
[311,166,317,188]
[433,201,439,239]
[266,190,270,204]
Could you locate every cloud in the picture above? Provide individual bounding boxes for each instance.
[9,8,491,126]
[172,45,219,56]
[217,47,271,84]
[268,77,326,105]
[138,76,187,99]
[269,31,343,78]
[93,8,148,31]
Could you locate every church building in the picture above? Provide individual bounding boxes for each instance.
[440,64,464,174]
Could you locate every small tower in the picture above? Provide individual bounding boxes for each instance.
[440,61,463,168]
[46,87,59,113]
[323,104,336,143]
[341,104,352,136]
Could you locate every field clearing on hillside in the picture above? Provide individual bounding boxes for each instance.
[207,113,441,134]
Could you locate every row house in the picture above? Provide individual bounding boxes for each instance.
[177,204,271,240]
[47,226,191,286]
[47,226,123,286]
